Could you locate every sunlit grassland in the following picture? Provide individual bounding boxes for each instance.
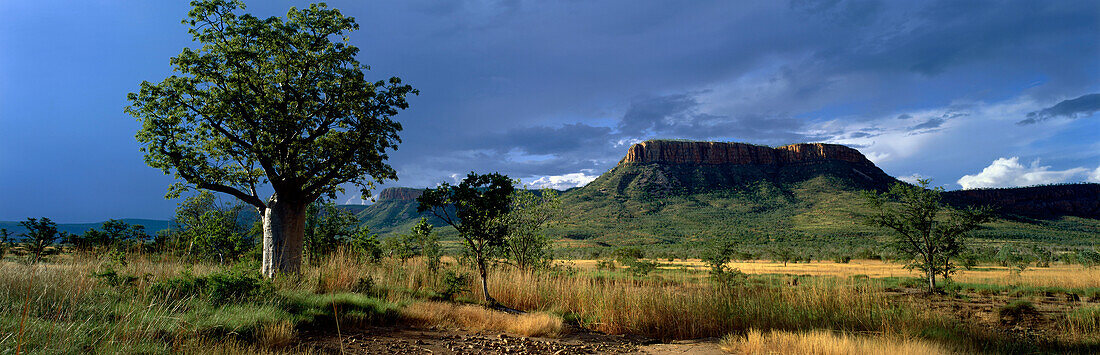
[3,252,1098,353]
[563,258,1100,290]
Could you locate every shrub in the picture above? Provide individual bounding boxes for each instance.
[596,259,617,271]
[625,259,657,277]
[151,267,272,305]
[90,268,139,288]
[440,270,471,300]
[998,299,1037,320]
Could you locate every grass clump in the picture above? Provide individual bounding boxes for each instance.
[719,328,954,355]
[402,301,563,337]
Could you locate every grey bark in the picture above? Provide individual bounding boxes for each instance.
[261,195,307,278]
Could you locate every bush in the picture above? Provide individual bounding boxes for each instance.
[998,299,1037,320]
[833,255,852,264]
[91,268,139,288]
[440,270,471,300]
[625,259,657,277]
[596,259,617,271]
[151,267,272,305]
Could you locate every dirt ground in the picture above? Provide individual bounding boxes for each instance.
[300,324,724,354]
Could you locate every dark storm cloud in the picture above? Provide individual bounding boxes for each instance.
[3,0,1097,220]
[471,123,614,156]
[1018,93,1100,125]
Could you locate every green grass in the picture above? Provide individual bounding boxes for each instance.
[0,260,398,354]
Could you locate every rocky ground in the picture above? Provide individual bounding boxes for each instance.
[301,325,724,354]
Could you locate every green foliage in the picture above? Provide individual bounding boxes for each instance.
[176,191,255,263]
[383,231,419,260]
[0,228,10,259]
[704,238,745,286]
[126,0,416,203]
[65,219,150,254]
[996,244,1035,274]
[16,217,60,263]
[439,270,470,301]
[411,218,442,272]
[769,247,796,267]
[91,268,140,288]
[151,266,273,305]
[417,172,514,303]
[126,0,416,277]
[1074,249,1100,268]
[500,188,562,271]
[346,226,383,262]
[625,259,658,277]
[304,200,360,263]
[864,179,993,292]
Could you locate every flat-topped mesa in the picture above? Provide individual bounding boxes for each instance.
[620,140,871,166]
[376,187,423,202]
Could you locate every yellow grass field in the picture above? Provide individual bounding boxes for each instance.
[563,259,1100,289]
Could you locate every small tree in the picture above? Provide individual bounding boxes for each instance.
[303,200,359,264]
[417,172,513,306]
[499,188,561,272]
[0,228,11,259]
[68,220,151,254]
[176,192,254,263]
[703,238,743,285]
[346,226,383,262]
[770,247,795,267]
[18,217,60,263]
[410,218,442,272]
[864,179,992,292]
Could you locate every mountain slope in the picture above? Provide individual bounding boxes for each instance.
[355,140,1100,249]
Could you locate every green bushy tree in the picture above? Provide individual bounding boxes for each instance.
[499,188,561,272]
[0,228,11,259]
[303,200,360,264]
[411,218,442,272]
[17,217,60,263]
[863,179,993,292]
[127,0,416,277]
[176,191,254,263]
[418,172,513,305]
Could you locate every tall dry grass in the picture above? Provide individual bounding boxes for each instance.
[349,256,963,342]
[402,301,563,337]
[720,328,955,355]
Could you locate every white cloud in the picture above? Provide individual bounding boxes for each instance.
[957,157,1093,189]
[896,173,926,185]
[1091,166,1100,183]
[526,171,599,190]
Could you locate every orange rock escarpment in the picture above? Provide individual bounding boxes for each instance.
[377,187,423,202]
[620,140,872,166]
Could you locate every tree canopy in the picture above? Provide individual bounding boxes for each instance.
[126,0,416,276]
[127,0,416,206]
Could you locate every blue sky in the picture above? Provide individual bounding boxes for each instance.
[1,0,1098,222]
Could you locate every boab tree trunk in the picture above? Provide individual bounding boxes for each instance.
[261,195,308,278]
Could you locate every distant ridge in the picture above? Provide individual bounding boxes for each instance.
[944,183,1100,218]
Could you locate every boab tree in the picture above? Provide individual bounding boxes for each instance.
[127,0,416,277]
[863,179,992,292]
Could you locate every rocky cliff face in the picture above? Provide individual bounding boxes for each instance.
[377,187,423,202]
[620,140,872,166]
